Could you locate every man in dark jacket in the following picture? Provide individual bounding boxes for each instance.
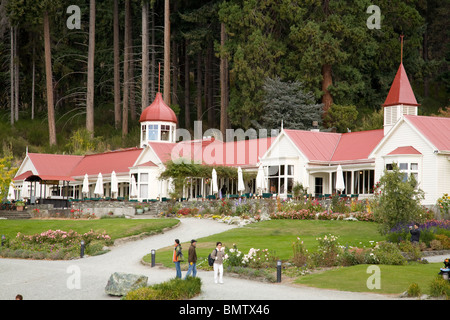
[185,239,197,279]
[410,223,421,244]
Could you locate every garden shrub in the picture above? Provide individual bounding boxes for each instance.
[398,241,422,261]
[407,283,421,297]
[429,276,450,299]
[373,242,406,265]
[292,237,310,268]
[373,164,425,235]
[124,277,202,300]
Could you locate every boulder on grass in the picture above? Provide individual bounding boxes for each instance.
[105,272,148,296]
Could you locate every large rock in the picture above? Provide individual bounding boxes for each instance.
[105,272,148,296]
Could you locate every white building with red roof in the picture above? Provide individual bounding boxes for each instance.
[12,58,450,206]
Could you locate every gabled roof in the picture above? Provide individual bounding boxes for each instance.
[70,148,142,177]
[284,130,340,161]
[26,153,83,179]
[147,142,178,164]
[383,63,419,107]
[405,115,450,152]
[387,146,421,155]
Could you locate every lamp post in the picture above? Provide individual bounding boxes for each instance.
[151,249,156,267]
[277,260,282,283]
[80,240,85,258]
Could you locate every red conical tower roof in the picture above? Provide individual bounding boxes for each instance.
[140,92,178,123]
[382,63,419,107]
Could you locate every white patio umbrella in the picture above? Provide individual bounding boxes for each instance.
[130,175,138,198]
[211,169,218,195]
[7,182,16,201]
[21,181,30,199]
[256,164,267,195]
[110,171,118,198]
[336,165,345,193]
[94,172,104,197]
[237,167,245,195]
[82,174,90,196]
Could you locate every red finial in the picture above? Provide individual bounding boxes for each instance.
[400,34,404,64]
[158,62,161,93]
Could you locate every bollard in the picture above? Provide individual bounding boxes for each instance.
[277,260,282,283]
[1,235,5,247]
[151,249,156,267]
[80,240,85,258]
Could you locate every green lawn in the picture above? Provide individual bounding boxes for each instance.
[296,263,442,295]
[0,218,179,241]
[143,219,384,267]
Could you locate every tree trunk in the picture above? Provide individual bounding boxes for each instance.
[141,1,149,110]
[184,39,190,130]
[113,0,121,129]
[196,52,202,121]
[220,23,229,138]
[122,0,131,137]
[150,4,156,97]
[32,40,35,120]
[163,0,170,105]
[206,41,214,128]
[86,0,96,137]
[10,24,14,126]
[43,11,57,146]
[321,63,333,114]
[172,40,178,108]
[128,2,135,121]
[14,26,19,122]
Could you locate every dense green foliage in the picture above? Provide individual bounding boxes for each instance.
[0,0,448,161]
[373,163,425,234]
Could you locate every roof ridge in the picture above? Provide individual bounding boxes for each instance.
[329,134,343,161]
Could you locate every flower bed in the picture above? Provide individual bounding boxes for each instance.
[270,210,375,222]
[0,229,113,260]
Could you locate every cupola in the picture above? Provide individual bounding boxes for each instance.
[140,92,177,147]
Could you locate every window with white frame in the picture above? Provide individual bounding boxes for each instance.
[266,164,294,194]
[148,124,159,141]
[385,161,420,184]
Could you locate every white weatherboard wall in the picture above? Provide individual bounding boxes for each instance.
[373,120,439,205]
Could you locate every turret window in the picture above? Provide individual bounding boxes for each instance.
[148,124,159,141]
[161,125,171,141]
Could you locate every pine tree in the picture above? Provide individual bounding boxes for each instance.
[261,77,323,130]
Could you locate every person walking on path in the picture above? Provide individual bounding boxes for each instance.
[185,239,198,279]
[173,239,183,278]
[211,242,226,284]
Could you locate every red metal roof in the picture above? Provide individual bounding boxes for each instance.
[383,63,419,107]
[332,129,384,161]
[14,170,33,181]
[284,130,341,161]
[70,148,142,176]
[147,142,178,164]
[284,129,384,162]
[140,92,178,123]
[405,115,450,152]
[27,153,83,178]
[387,146,421,155]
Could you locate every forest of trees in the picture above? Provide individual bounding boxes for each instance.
[0,0,448,158]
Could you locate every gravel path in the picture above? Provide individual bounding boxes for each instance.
[0,217,421,300]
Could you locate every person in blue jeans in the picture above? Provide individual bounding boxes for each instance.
[173,239,182,278]
[185,239,197,279]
